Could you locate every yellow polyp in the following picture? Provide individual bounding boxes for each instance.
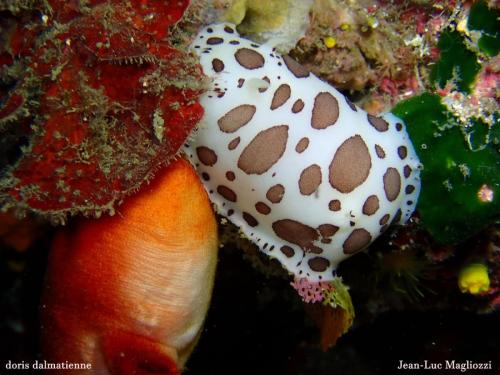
[366,16,379,29]
[340,23,350,31]
[324,36,336,48]
[458,263,490,295]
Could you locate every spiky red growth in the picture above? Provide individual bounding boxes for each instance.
[0,1,205,220]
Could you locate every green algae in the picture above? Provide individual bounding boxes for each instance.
[393,93,499,244]
[468,0,500,56]
[430,29,481,94]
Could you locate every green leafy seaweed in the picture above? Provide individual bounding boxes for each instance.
[468,0,500,56]
[430,30,481,94]
[393,93,499,244]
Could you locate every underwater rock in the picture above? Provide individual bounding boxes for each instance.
[186,23,421,281]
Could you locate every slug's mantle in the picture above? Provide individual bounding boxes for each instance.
[185,24,421,281]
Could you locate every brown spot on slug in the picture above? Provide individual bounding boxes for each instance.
[362,195,379,216]
[291,99,304,113]
[308,257,330,272]
[235,48,265,69]
[343,228,372,254]
[329,200,341,211]
[207,37,223,45]
[238,125,288,175]
[212,58,224,72]
[367,114,389,132]
[375,144,386,159]
[255,202,271,215]
[383,168,401,202]
[318,224,339,239]
[270,84,291,110]
[298,164,322,195]
[218,104,256,133]
[228,137,241,150]
[196,146,217,166]
[272,219,322,253]
[329,135,371,193]
[405,185,415,194]
[379,214,390,225]
[243,212,259,227]
[266,184,285,203]
[217,185,237,202]
[295,137,309,153]
[397,146,408,159]
[311,92,339,129]
[403,165,411,178]
[282,55,309,78]
[280,246,295,258]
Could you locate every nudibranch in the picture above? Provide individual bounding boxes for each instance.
[186,23,421,281]
[41,158,218,374]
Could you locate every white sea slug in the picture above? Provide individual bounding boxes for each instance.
[185,24,421,281]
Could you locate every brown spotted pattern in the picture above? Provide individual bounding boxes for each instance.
[266,184,285,203]
[212,58,224,72]
[375,144,386,159]
[362,195,379,216]
[235,48,265,69]
[311,92,339,130]
[242,212,258,227]
[383,167,401,202]
[318,224,339,241]
[329,200,341,211]
[343,228,372,254]
[238,125,289,175]
[272,219,322,253]
[292,99,304,113]
[368,114,389,132]
[189,24,420,281]
[404,165,411,178]
[228,137,240,150]
[329,135,372,193]
[299,164,322,196]
[217,185,237,202]
[308,257,330,272]
[295,137,309,153]
[255,201,271,215]
[283,55,310,78]
[280,246,295,258]
[405,185,415,194]
[218,104,256,133]
[207,37,223,45]
[196,146,218,166]
[379,214,390,225]
[398,146,408,159]
[270,84,291,110]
